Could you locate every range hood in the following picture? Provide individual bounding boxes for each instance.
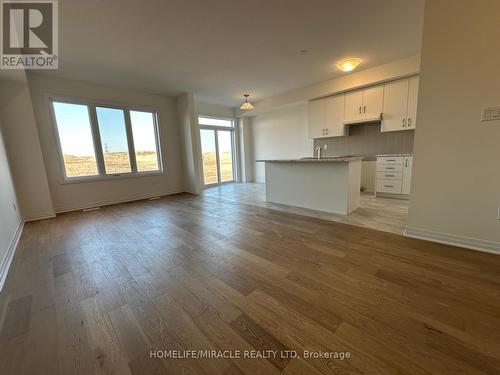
[343,113,383,126]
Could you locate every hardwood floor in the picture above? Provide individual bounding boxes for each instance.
[0,190,499,374]
[203,183,409,234]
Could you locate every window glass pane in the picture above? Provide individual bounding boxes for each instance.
[96,107,131,174]
[217,130,233,182]
[130,110,159,172]
[198,116,233,127]
[52,102,98,177]
[200,129,218,185]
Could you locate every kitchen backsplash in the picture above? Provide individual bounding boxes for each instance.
[313,122,414,160]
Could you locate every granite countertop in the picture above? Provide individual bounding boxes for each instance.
[256,156,363,163]
[377,153,413,157]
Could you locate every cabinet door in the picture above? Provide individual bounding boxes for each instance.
[402,156,413,194]
[325,94,346,137]
[362,85,384,120]
[381,78,409,132]
[308,99,326,139]
[344,89,364,123]
[406,76,419,129]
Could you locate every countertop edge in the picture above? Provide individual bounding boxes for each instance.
[256,157,363,163]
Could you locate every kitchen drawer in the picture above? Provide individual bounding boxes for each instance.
[376,171,403,180]
[376,164,403,173]
[376,179,402,194]
[377,156,404,165]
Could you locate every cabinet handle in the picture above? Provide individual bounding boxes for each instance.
[387,159,396,162]
[386,167,395,170]
[385,174,395,177]
[363,105,366,114]
[407,118,412,127]
[405,159,409,168]
[359,106,362,114]
[402,118,406,127]
[384,185,394,188]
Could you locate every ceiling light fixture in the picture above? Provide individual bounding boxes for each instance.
[337,58,362,72]
[240,94,255,110]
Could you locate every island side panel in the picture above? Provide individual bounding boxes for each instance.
[264,162,349,215]
[347,159,362,214]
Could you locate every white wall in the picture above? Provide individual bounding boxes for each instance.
[0,118,22,286]
[238,117,254,183]
[27,73,185,212]
[407,0,500,250]
[0,79,55,220]
[251,103,313,183]
[178,93,202,194]
[195,101,234,119]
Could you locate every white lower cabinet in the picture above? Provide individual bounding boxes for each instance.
[375,155,413,197]
[401,156,413,195]
[376,179,403,194]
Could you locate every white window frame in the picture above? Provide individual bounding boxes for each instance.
[49,96,164,184]
[198,115,237,187]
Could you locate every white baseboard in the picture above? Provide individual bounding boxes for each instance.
[54,189,183,214]
[0,219,24,291]
[24,211,56,222]
[404,226,500,255]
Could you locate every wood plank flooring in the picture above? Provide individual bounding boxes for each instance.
[0,188,499,374]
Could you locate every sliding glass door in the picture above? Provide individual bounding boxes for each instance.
[199,117,235,186]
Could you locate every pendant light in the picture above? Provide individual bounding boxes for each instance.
[240,94,255,110]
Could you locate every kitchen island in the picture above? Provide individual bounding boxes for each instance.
[257,156,362,215]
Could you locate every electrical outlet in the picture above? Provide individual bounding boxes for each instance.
[323,144,328,150]
[481,106,500,122]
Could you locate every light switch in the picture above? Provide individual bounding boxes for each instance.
[481,106,500,122]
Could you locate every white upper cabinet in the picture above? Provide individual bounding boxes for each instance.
[381,79,409,132]
[325,94,346,137]
[308,76,418,138]
[308,98,326,139]
[308,94,346,139]
[406,76,419,129]
[382,76,419,132]
[363,85,384,120]
[344,89,364,123]
[344,85,383,123]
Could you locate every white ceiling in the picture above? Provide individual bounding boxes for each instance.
[42,0,424,107]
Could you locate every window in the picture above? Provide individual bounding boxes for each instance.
[51,99,162,181]
[198,116,233,128]
[130,110,160,172]
[198,116,235,186]
[52,102,99,178]
[96,107,132,174]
